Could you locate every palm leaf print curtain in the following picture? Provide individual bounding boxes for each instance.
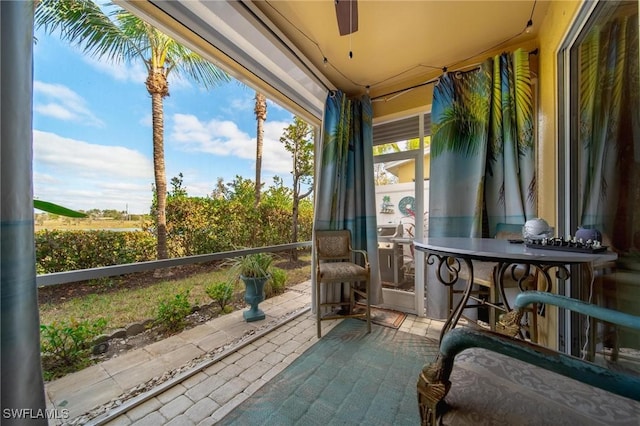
[485,49,536,234]
[313,90,382,311]
[429,62,492,237]
[429,48,536,238]
[579,14,639,250]
[427,49,535,318]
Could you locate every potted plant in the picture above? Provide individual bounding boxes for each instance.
[232,252,273,322]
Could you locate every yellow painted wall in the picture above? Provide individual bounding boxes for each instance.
[395,154,431,183]
[537,0,582,230]
[532,0,583,349]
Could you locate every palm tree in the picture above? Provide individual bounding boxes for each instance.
[35,0,230,259]
[254,92,267,206]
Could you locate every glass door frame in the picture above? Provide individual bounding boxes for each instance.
[373,113,427,316]
[558,0,639,355]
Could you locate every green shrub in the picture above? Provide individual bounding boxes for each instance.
[156,290,192,332]
[265,267,287,298]
[205,281,235,311]
[163,178,314,255]
[40,317,108,380]
[35,230,156,273]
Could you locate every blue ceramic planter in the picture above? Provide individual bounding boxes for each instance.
[241,275,268,322]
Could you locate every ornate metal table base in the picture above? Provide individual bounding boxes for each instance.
[426,252,570,342]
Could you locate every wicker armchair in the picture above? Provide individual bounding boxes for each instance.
[315,229,371,338]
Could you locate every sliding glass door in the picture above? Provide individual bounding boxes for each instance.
[372,114,429,315]
[560,0,640,372]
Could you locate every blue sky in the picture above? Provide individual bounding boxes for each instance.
[32,25,297,214]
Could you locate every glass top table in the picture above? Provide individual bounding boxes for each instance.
[414,237,618,341]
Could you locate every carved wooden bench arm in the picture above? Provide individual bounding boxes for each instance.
[351,248,369,269]
[497,290,640,338]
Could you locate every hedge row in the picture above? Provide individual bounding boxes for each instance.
[36,195,314,274]
[35,230,156,274]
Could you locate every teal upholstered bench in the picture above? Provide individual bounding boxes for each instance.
[417,291,640,426]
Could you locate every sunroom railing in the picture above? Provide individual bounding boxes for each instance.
[36,242,312,287]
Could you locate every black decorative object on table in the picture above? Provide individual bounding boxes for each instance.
[525,237,608,254]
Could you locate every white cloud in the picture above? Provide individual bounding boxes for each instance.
[33,130,154,213]
[169,113,293,174]
[167,72,192,90]
[82,55,191,90]
[34,130,153,178]
[267,98,288,113]
[139,113,152,127]
[33,172,60,186]
[175,173,218,199]
[82,56,148,85]
[228,93,293,116]
[229,96,254,113]
[34,81,104,127]
[262,121,295,174]
[35,103,77,121]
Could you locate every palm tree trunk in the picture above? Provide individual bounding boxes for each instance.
[254,92,267,206]
[147,70,169,260]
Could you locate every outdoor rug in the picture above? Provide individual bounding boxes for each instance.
[218,319,439,426]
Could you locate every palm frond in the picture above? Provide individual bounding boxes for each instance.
[35,0,139,64]
[34,200,87,218]
[114,9,153,61]
[35,0,231,90]
[168,43,231,88]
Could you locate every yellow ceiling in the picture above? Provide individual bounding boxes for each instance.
[253,0,549,99]
[120,0,549,122]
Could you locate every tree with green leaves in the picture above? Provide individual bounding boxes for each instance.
[35,0,230,259]
[280,117,314,260]
[169,173,188,198]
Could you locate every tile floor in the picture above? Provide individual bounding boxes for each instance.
[44,282,444,425]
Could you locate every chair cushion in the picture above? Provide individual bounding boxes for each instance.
[459,260,534,289]
[458,261,495,287]
[316,231,351,259]
[457,225,531,289]
[319,262,368,281]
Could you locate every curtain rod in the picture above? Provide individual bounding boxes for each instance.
[371,48,539,102]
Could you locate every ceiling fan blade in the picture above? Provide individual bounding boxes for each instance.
[335,0,358,36]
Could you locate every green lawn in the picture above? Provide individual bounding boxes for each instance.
[38,254,312,330]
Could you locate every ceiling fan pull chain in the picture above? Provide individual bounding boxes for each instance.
[349,0,353,59]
